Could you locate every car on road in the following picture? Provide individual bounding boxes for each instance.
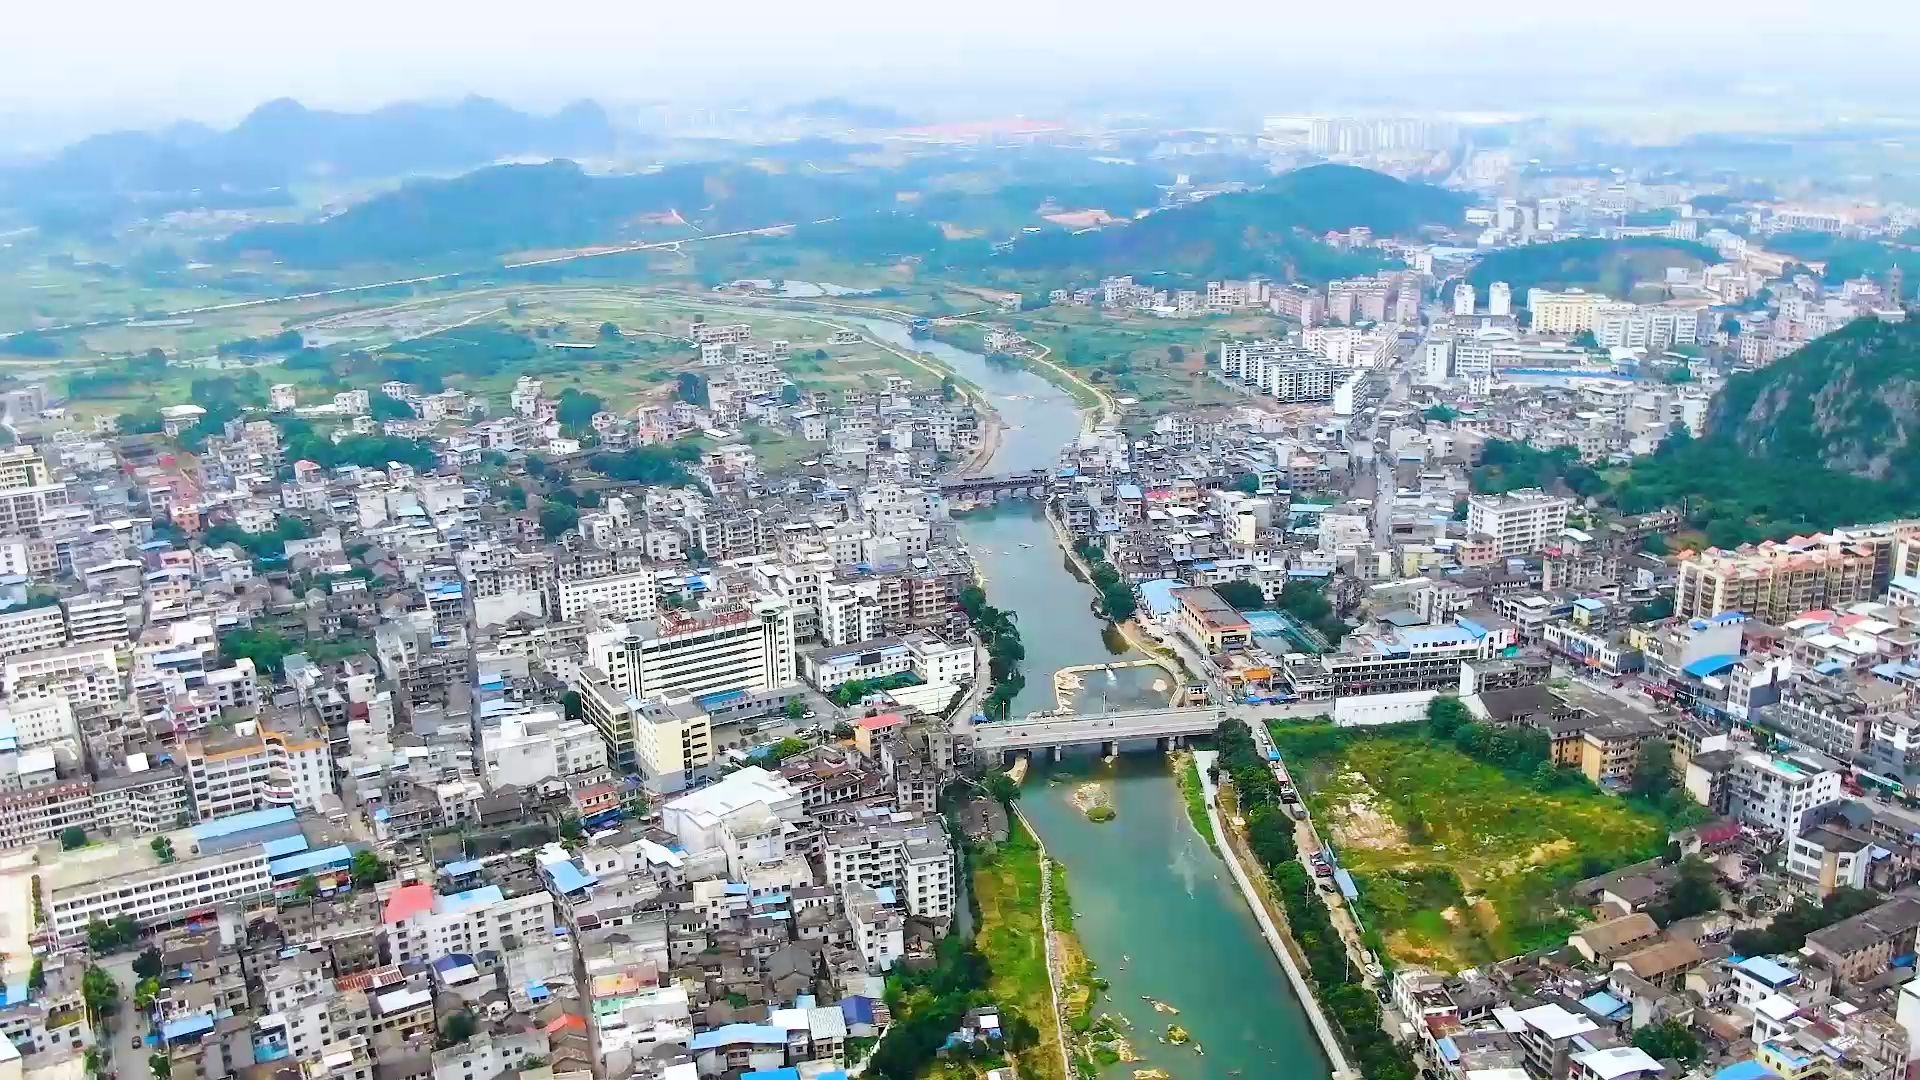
[1376,987,1391,1004]
[131,1036,141,1049]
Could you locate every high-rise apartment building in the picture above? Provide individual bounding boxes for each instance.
[1674,536,1881,623]
[1453,282,1476,316]
[1488,281,1512,317]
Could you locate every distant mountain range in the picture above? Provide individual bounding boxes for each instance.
[211,159,1466,284]
[3,96,617,214]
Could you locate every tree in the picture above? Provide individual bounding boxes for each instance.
[1651,856,1719,927]
[1632,1020,1702,1065]
[148,1053,171,1080]
[438,1011,478,1047]
[675,371,710,408]
[1425,696,1472,740]
[538,502,580,539]
[27,958,43,994]
[785,697,808,721]
[132,947,163,980]
[60,827,87,850]
[1639,534,1670,556]
[84,1048,106,1078]
[1572,330,1598,348]
[1232,472,1261,495]
[939,375,957,402]
[350,850,389,889]
[981,770,1020,806]
[81,966,119,1024]
[1423,404,1459,423]
[598,320,621,341]
[1631,738,1676,800]
[295,876,320,900]
[134,976,160,1010]
[559,817,585,844]
[1167,344,1185,363]
[1214,580,1266,610]
[150,836,175,863]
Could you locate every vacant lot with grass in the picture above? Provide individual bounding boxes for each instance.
[1270,724,1666,969]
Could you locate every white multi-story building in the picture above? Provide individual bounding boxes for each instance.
[0,604,65,661]
[1453,282,1476,316]
[660,767,806,878]
[47,834,274,943]
[803,632,975,693]
[583,600,795,703]
[1488,281,1513,317]
[381,882,556,966]
[1730,751,1843,838]
[0,642,118,696]
[182,720,334,820]
[821,815,954,921]
[1466,488,1571,557]
[1419,335,1452,385]
[555,571,659,622]
[819,582,882,647]
[479,708,608,789]
[62,594,132,646]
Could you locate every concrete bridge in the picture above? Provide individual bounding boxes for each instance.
[940,470,1050,509]
[974,705,1227,759]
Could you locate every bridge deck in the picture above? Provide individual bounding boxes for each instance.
[973,705,1225,751]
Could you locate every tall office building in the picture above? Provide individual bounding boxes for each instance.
[1488,281,1513,317]
[1453,282,1476,316]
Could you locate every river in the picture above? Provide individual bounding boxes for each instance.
[859,319,1332,1080]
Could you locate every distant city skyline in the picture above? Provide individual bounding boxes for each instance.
[3,0,1918,143]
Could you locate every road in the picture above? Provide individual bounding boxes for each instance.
[96,949,147,1080]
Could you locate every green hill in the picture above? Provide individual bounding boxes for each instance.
[216,160,895,266]
[987,164,1465,281]
[1468,237,1718,301]
[1709,316,1920,489]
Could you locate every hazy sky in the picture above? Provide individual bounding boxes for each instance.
[6,0,1919,135]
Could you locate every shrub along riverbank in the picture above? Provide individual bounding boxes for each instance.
[961,585,1025,718]
[1214,719,1418,1080]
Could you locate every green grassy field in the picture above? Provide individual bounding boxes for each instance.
[972,817,1067,1080]
[1005,307,1279,429]
[1271,725,1666,969]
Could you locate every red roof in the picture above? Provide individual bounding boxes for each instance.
[857,712,905,731]
[382,883,434,924]
[545,1013,586,1034]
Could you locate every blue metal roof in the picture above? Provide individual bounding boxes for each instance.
[440,859,484,877]
[1580,991,1628,1019]
[697,688,748,708]
[1682,653,1739,679]
[162,1014,215,1042]
[1737,955,1798,987]
[1714,1061,1779,1080]
[434,886,504,915]
[262,835,310,859]
[689,1024,787,1049]
[545,860,596,895]
[269,845,353,878]
[190,806,296,841]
